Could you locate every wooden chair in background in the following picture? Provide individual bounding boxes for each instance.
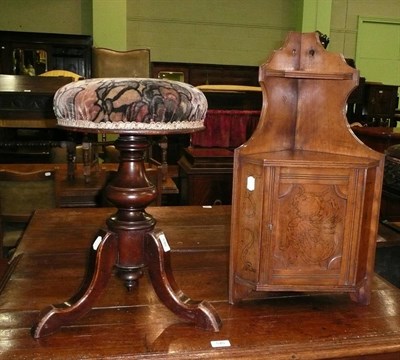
[91,47,150,78]
[49,144,84,164]
[0,170,57,257]
[91,47,154,155]
[0,198,22,294]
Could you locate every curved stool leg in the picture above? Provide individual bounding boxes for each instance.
[145,230,222,332]
[32,229,118,338]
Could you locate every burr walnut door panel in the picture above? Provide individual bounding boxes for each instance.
[233,163,369,292]
[258,166,366,290]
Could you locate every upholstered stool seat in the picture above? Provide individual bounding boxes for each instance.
[53,78,207,133]
[33,77,221,338]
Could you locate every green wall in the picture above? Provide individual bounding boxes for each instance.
[356,17,400,86]
[126,0,301,66]
[0,0,92,35]
[301,0,332,34]
[1,0,399,86]
[330,0,400,59]
[92,0,126,49]
[329,0,400,96]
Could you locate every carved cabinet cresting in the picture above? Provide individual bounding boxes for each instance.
[229,32,384,305]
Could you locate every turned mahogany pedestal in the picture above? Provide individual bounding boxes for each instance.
[33,135,221,337]
[32,77,221,337]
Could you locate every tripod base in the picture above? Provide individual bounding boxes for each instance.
[33,134,221,338]
[32,228,221,338]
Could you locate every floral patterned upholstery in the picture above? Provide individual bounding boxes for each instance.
[53,78,207,134]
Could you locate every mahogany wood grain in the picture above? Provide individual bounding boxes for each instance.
[30,135,220,337]
[1,206,400,358]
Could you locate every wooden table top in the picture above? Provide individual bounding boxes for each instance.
[1,206,400,359]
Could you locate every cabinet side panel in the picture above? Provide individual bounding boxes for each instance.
[230,160,264,286]
[354,165,383,286]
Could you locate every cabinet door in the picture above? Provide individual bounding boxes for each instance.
[258,166,366,290]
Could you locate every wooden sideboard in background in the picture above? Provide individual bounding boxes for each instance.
[351,126,400,153]
[0,30,92,78]
[152,61,259,87]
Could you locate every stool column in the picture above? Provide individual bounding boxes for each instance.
[105,135,157,290]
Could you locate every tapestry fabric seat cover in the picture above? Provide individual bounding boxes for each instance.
[53,78,208,134]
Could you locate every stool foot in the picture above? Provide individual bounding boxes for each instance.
[32,230,118,338]
[145,230,222,332]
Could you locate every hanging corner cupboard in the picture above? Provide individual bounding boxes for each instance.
[229,32,384,306]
